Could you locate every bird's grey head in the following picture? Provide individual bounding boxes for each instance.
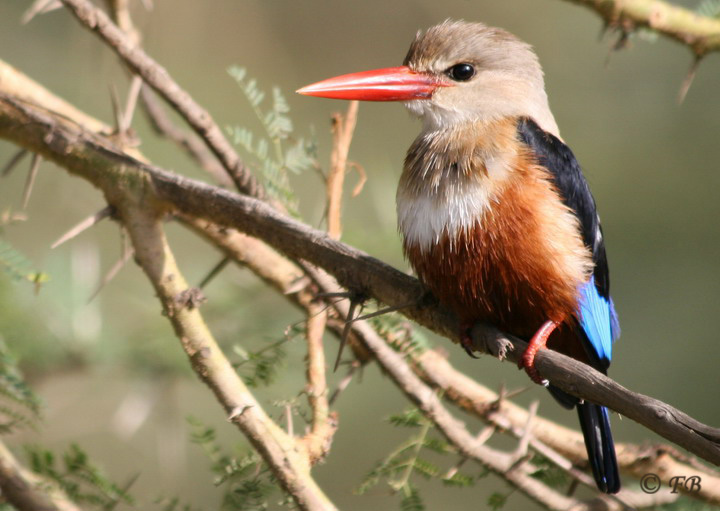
[402,20,559,136]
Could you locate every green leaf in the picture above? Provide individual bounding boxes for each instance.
[441,472,474,488]
[0,238,49,287]
[697,0,720,18]
[226,66,317,215]
[388,408,425,428]
[24,443,135,507]
[412,458,439,479]
[487,492,508,510]
[530,455,569,488]
[422,437,453,454]
[400,485,424,511]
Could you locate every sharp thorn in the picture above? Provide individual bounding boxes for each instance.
[110,85,124,133]
[678,56,701,105]
[349,302,413,323]
[122,75,143,133]
[87,238,133,303]
[315,291,353,300]
[198,256,231,289]
[51,205,114,249]
[1,149,28,178]
[334,298,362,372]
[21,0,61,24]
[21,154,41,210]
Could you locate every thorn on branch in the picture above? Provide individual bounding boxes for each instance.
[122,75,143,132]
[334,292,367,372]
[21,0,61,25]
[109,84,140,149]
[198,256,231,289]
[21,153,41,210]
[88,233,133,303]
[509,400,539,467]
[678,55,702,104]
[284,275,312,295]
[1,149,28,177]
[328,359,360,406]
[51,205,114,249]
[227,405,253,421]
[350,301,415,323]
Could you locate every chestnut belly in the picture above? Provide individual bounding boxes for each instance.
[405,224,583,343]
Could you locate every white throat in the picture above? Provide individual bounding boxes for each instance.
[397,140,516,252]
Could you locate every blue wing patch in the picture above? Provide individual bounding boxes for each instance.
[578,276,620,365]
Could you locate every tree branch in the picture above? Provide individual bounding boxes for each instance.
[1,93,718,473]
[0,440,82,511]
[114,186,336,511]
[57,0,264,198]
[562,0,720,55]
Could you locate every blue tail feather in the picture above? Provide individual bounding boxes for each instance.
[578,277,619,367]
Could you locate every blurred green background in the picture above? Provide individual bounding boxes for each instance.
[1,0,719,509]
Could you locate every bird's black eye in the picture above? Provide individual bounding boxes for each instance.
[447,63,475,81]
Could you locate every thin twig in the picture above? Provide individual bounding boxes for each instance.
[326,101,359,240]
[140,86,232,187]
[302,303,337,464]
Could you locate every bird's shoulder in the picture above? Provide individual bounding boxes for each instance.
[515,117,611,299]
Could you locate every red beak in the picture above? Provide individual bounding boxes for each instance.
[296,66,448,102]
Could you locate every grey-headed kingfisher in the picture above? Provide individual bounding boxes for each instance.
[297,20,621,493]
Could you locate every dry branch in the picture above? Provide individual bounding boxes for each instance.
[326,101,359,240]
[116,194,336,511]
[563,0,720,55]
[0,440,82,511]
[58,0,263,198]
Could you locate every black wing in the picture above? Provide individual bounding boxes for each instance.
[516,117,610,300]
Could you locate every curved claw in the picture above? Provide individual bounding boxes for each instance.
[460,332,479,359]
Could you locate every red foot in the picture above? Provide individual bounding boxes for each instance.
[518,320,559,386]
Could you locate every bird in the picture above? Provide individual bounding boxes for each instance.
[297,20,621,493]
